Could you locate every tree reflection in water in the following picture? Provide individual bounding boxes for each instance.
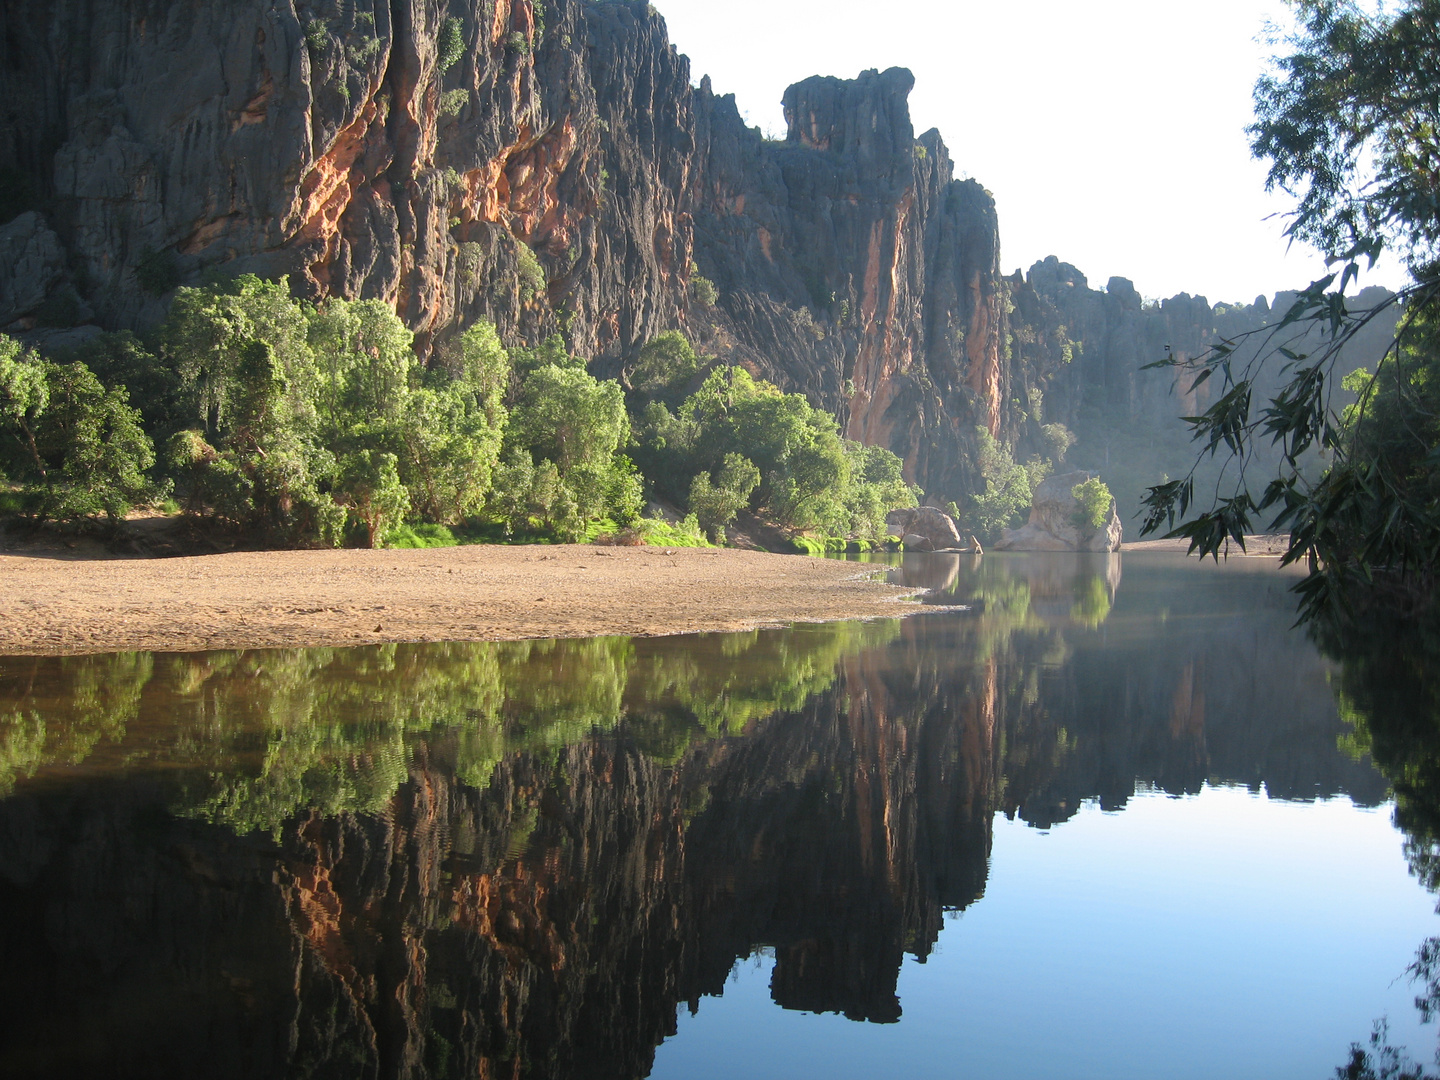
[0,554,1397,1079]
[1316,602,1440,1078]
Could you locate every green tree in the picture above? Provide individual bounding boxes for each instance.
[487,451,537,535]
[336,448,411,547]
[307,297,415,432]
[843,442,918,540]
[395,386,504,524]
[969,428,1033,543]
[507,332,578,380]
[678,366,846,525]
[688,452,761,540]
[1,338,158,523]
[158,275,319,440]
[508,362,629,472]
[432,321,511,424]
[167,339,343,545]
[66,331,183,440]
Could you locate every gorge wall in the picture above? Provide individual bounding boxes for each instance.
[0,0,1396,506]
[0,0,1005,501]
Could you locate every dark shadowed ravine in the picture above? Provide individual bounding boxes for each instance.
[1,552,1436,1079]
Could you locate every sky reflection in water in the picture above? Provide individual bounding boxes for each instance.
[0,551,1432,1079]
[655,786,1431,1080]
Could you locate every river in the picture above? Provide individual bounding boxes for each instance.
[0,552,1432,1078]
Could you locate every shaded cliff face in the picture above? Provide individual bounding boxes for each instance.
[1006,255,1400,441]
[1001,256,1402,520]
[0,0,692,353]
[0,0,1005,501]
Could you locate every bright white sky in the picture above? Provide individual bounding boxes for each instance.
[655,0,1407,305]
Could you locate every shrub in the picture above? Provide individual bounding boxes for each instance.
[304,19,330,57]
[34,286,82,329]
[634,514,711,548]
[1071,477,1113,532]
[690,269,718,307]
[515,241,547,302]
[439,89,469,118]
[0,168,38,226]
[688,452,759,541]
[385,523,457,548]
[630,331,700,403]
[135,247,182,297]
[437,17,465,73]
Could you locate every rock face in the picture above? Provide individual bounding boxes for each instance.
[0,0,1007,503]
[993,469,1122,552]
[887,505,976,552]
[0,212,68,326]
[1003,257,1401,456]
[3,2,1394,508]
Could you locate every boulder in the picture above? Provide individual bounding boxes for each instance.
[993,470,1123,552]
[901,532,933,552]
[887,506,964,551]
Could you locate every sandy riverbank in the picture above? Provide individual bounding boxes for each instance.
[1120,533,1291,556]
[0,545,924,656]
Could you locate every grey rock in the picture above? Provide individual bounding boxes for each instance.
[901,532,933,552]
[0,212,67,327]
[888,506,965,551]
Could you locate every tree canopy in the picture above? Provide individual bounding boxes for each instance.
[1,278,920,550]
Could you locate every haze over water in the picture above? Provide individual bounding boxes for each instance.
[0,553,1433,1078]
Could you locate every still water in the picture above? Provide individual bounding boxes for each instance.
[0,552,1435,1078]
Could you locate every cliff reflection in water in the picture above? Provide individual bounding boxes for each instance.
[0,554,1385,1079]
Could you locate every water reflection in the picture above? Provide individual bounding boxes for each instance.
[0,554,1395,1078]
[1312,601,1440,1074]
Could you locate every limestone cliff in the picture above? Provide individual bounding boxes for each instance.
[0,0,1005,502]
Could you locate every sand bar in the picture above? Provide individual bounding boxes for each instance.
[1120,533,1291,556]
[0,545,922,656]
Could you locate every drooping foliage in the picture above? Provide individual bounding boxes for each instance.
[1140,0,1440,623]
